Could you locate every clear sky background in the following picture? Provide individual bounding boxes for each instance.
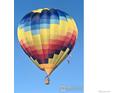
[14,0,83,93]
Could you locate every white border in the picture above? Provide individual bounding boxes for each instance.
[84,0,124,93]
[0,0,14,93]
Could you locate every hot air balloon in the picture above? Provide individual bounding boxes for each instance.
[17,8,78,85]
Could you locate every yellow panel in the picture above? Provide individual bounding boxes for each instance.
[18,28,34,55]
[48,51,64,66]
[68,19,78,37]
[59,20,68,36]
[49,24,59,40]
[51,54,59,64]
[71,19,78,35]
[55,48,70,66]
[32,9,43,13]
[67,19,75,30]
[50,24,59,31]
[50,24,58,34]
[66,22,73,35]
[48,58,53,64]
[49,34,56,40]
[32,34,42,50]
[40,28,49,42]
[50,24,59,35]
[39,64,55,75]
[18,27,25,41]
[24,31,33,46]
[60,20,67,25]
[54,50,64,66]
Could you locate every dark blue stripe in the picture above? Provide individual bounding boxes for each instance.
[20,12,33,26]
[31,13,40,25]
[31,13,40,34]
[50,9,59,19]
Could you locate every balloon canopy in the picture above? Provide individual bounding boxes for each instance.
[17,8,78,84]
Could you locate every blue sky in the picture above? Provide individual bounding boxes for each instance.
[14,0,83,93]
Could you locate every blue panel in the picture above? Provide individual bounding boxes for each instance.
[23,26,31,31]
[40,24,50,28]
[56,9,67,21]
[31,24,40,30]
[31,29,40,35]
[31,13,40,25]
[50,9,59,19]
[20,12,33,25]
[30,13,40,35]
[50,19,59,24]
[59,16,66,20]
[40,19,50,24]
[40,10,50,19]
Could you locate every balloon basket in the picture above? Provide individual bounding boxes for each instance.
[44,76,50,85]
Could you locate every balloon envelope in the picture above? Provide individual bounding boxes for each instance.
[17,8,78,76]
